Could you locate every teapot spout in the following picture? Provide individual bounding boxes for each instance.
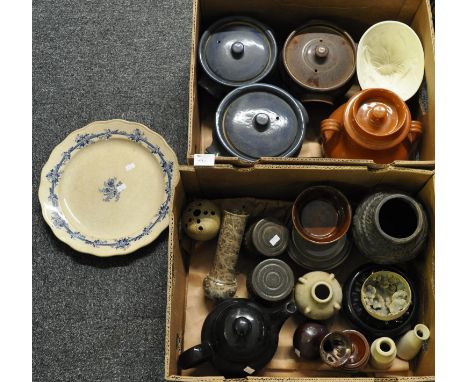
[269,300,297,329]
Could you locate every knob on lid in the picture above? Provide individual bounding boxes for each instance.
[283,21,356,92]
[344,88,411,150]
[199,16,277,87]
[216,84,307,161]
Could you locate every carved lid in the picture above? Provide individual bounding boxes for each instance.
[215,84,308,161]
[343,88,411,150]
[250,218,289,257]
[283,21,356,92]
[199,16,277,87]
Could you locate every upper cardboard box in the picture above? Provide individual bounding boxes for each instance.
[187,0,434,169]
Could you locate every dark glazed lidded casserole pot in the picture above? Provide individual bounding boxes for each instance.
[282,21,356,104]
[214,84,308,161]
[199,16,278,97]
[178,298,296,377]
[289,186,352,270]
[353,190,428,264]
[321,88,423,163]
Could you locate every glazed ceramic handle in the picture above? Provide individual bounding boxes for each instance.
[407,120,423,145]
[203,210,249,300]
[321,118,342,143]
[178,343,212,370]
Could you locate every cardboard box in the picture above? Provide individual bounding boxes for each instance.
[164,165,435,381]
[186,0,435,169]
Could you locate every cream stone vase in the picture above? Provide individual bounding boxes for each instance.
[370,337,397,370]
[396,324,430,361]
[294,271,342,320]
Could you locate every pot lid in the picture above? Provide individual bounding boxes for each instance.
[344,88,410,150]
[216,84,307,161]
[283,21,356,92]
[205,299,270,362]
[251,218,289,257]
[199,16,277,87]
[250,259,294,302]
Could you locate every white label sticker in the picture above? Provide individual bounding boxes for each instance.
[194,154,215,166]
[125,163,136,171]
[269,234,280,246]
[294,348,301,358]
[116,183,127,192]
[243,366,255,374]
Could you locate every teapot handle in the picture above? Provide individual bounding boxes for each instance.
[407,120,423,145]
[178,343,212,370]
[320,118,342,143]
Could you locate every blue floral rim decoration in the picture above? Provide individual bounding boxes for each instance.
[45,128,174,250]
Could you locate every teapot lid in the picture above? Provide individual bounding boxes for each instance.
[203,299,270,362]
[199,16,277,87]
[343,88,411,150]
[215,83,307,161]
[283,21,356,92]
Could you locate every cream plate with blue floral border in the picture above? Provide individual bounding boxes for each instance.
[38,119,180,257]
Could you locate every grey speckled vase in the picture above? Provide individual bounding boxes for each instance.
[353,191,428,264]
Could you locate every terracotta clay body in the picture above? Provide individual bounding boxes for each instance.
[321,88,423,163]
[203,210,249,300]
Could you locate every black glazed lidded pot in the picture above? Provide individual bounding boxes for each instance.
[199,16,278,96]
[214,83,308,161]
[178,298,296,377]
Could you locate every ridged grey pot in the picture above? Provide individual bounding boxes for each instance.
[353,191,428,264]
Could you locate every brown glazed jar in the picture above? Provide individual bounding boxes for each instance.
[321,88,423,164]
[282,21,356,104]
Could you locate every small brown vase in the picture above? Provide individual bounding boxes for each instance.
[321,88,423,163]
[293,322,328,360]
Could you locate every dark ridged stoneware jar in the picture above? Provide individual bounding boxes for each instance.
[212,83,308,161]
[353,190,429,264]
[198,16,278,98]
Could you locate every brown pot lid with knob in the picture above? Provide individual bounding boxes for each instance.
[343,88,411,150]
[283,20,356,93]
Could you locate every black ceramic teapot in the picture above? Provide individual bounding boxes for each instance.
[178,298,297,377]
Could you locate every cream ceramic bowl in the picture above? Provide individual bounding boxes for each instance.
[357,21,425,101]
[38,119,179,257]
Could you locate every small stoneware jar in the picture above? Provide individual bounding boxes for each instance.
[198,16,278,98]
[247,259,295,303]
[396,324,430,361]
[353,190,429,264]
[321,88,423,163]
[320,332,353,368]
[244,218,289,257]
[341,330,370,372]
[182,200,221,241]
[211,83,308,161]
[295,271,342,320]
[178,298,297,377]
[293,322,328,360]
[282,20,356,104]
[370,337,397,370]
[289,186,352,270]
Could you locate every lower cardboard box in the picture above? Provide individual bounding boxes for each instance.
[164,165,435,381]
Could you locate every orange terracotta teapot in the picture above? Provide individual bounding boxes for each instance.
[320,88,422,164]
